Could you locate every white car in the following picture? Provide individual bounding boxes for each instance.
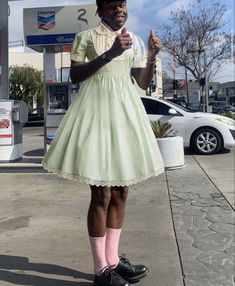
[141,96,235,155]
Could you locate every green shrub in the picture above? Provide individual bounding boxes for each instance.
[151,120,175,138]
[221,112,235,120]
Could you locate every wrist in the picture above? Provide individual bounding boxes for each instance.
[106,50,115,61]
[100,52,112,63]
[147,57,157,64]
[147,53,156,61]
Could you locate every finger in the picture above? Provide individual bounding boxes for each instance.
[123,40,133,47]
[121,27,127,34]
[150,29,156,37]
[121,33,132,38]
[150,38,162,50]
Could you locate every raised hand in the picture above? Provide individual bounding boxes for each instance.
[107,27,133,60]
[147,29,163,60]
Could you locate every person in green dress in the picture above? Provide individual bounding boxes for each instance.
[43,0,164,285]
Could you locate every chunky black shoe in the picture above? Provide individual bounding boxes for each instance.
[114,254,149,282]
[94,266,130,286]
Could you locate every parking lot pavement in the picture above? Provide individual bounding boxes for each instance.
[0,173,183,286]
[0,126,234,286]
[0,127,184,286]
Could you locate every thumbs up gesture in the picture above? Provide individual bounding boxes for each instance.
[107,27,133,60]
[147,29,163,59]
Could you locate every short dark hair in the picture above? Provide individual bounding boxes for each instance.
[96,0,126,11]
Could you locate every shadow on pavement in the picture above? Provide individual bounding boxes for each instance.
[23,149,44,157]
[218,147,231,154]
[184,147,231,155]
[0,255,93,286]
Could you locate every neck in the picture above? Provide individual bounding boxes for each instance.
[101,19,123,32]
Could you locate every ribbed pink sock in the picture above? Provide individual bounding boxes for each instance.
[105,228,122,267]
[89,235,107,275]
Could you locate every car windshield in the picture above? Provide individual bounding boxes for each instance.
[164,100,190,112]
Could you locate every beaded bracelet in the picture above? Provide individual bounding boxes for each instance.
[147,58,157,64]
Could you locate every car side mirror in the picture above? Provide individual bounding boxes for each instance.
[168,108,178,116]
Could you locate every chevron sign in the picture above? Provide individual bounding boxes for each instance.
[37,10,55,31]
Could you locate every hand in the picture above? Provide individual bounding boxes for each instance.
[147,29,163,60]
[107,27,133,60]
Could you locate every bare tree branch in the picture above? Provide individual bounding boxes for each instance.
[159,1,231,82]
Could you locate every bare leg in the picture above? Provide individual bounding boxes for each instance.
[107,186,129,229]
[87,185,112,237]
[105,186,128,267]
[88,185,112,275]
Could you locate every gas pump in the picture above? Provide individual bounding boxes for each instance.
[46,82,79,149]
[0,100,28,162]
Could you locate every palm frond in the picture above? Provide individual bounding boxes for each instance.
[151,120,175,138]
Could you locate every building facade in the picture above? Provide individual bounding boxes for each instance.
[218,81,235,104]
[9,51,163,97]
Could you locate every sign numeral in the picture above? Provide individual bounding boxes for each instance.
[77,9,88,25]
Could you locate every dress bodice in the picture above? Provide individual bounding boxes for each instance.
[71,22,147,76]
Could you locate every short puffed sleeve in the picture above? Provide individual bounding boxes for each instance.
[131,34,147,68]
[70,31,89,62]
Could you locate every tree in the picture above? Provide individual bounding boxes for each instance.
[9,65,43,108]
[162,71,171,85]
[162,71,173,95]
[160,1,231,82]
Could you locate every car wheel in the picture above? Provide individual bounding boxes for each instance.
[191,128,222,155]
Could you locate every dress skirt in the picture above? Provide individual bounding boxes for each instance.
[42,33,164,187]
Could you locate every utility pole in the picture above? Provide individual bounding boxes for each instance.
[187,49,208,112]
[198,50,203,111]
[204,50,208,112]
[0,0,9,99]
[185,67,189,105]
[173,54,177,98]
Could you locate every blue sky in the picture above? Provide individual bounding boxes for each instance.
[9,0,235,82]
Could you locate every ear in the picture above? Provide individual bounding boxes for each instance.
[97,9,103,18]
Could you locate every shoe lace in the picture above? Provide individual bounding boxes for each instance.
[99,265,122,285]
[120,254,134,268]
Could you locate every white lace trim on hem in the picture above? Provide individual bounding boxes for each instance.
[42,162,164,187]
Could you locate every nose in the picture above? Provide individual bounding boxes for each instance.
[113,4,124,13]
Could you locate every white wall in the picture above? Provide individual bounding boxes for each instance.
[9,51,71,71]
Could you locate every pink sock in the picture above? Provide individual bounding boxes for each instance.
[89,235,107,275]
[105,228,122,267]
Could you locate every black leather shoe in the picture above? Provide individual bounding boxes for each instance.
[94,266,130,286]
[114,254,149,282]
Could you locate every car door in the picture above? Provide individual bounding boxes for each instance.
[141,98,186,140]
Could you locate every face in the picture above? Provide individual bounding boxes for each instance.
[98,1,128,31]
